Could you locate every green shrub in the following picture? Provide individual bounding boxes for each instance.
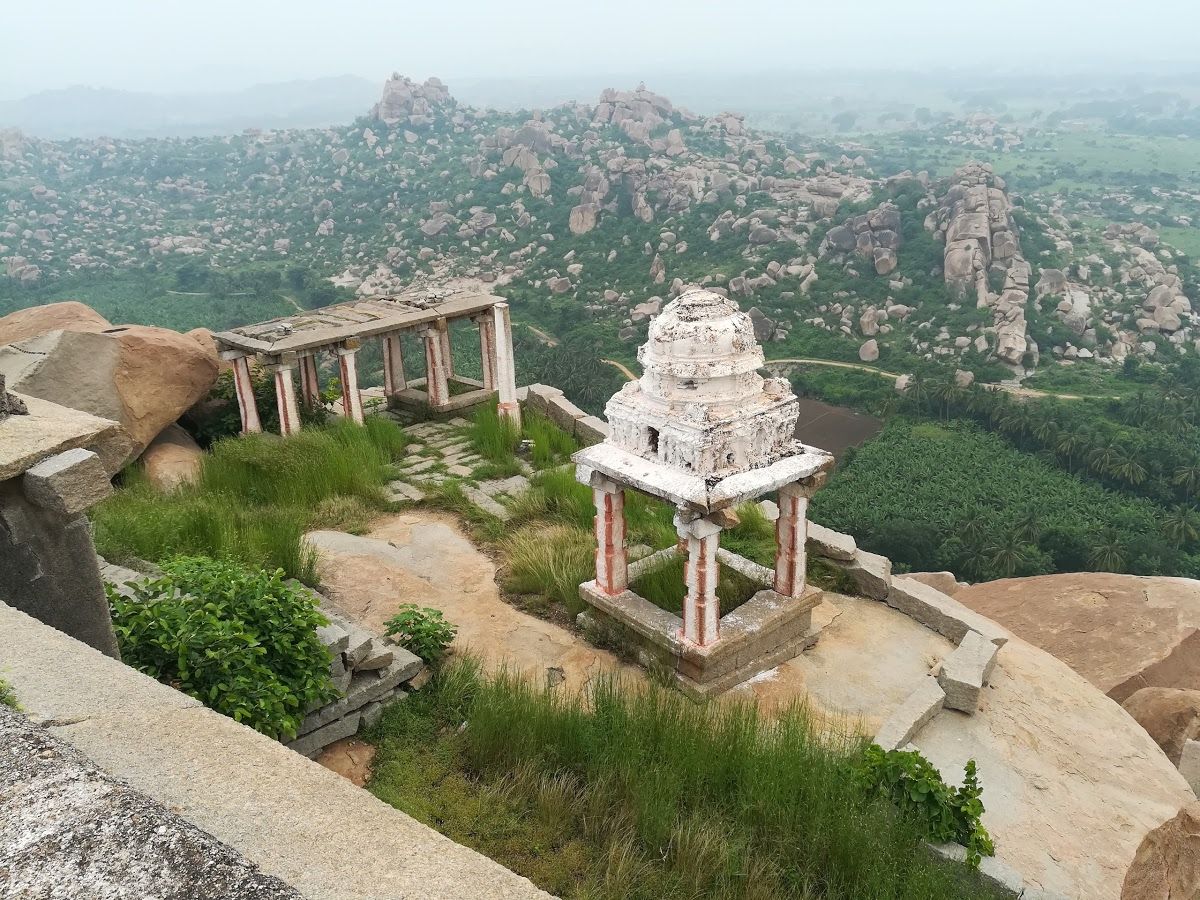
[855,744,995,867]
[107,556,338,739]
[385,604,458,662]
[0,678,17,709]
[92,418,407,581]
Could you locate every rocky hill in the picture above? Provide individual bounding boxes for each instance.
[1,75,1196,379]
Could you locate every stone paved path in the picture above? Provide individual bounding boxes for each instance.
[379,412,533,516]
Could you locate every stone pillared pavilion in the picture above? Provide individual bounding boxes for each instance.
[573,288,835,696]
[213,287,520,436]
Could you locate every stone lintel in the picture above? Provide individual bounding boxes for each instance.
[574,443,833,514]
[873,677,946,750]
[22,448,112,516]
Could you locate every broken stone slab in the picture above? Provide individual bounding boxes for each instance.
[826,548,891,599]
[343,624,376,669]
[888,576,1009,648]
[477,474,531,499]
[807,522,856,561]
[359,699,386,730]
[354,640,394,672]
[286,710,362,758]
[386,480,426,502]
[462,484,510,520]
[297,654,417,735]
[873,676,945,750]
[932,843,1026,896]
[937,629,1001,713]
[21,447,112,516]
[316,622,349,656]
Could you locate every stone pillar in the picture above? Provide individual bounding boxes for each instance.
[676,512,722,647]
[336,342,365,425]
[298,354,321,407]
[229,354,262,435]
[476,314,497,392]
[381,333,407,397]
[591,478,627,596]
[774,482,811,597]
[439,320,455,381]
[269,361,302,437]
[421,321,451,410]
[2,449,119,658]
[493,302,520,428]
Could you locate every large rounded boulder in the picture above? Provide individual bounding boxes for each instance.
[0,301,110,346]
[0,325,219,473]
[1123,687,1200,766]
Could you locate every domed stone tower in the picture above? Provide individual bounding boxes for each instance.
[573,287,835,690]
[606,288,800,477]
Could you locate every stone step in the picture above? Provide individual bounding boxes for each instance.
[387,480,426,503]
[462,485,511,520]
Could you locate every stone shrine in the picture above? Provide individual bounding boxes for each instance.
[573,288,834,695]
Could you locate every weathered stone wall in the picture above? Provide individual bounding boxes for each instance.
[0,599,553,900]
[519,383,609,445]
[0,705,303,899]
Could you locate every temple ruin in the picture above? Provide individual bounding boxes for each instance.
[573,288,835,696]
[213,288,519,434]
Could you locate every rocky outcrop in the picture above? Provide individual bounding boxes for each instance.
[0,301,111,345]
[822,201,902,275]
[1121,801,1200,900]
[954,573,1200,703]
[0,326,219,473]
[370,74,451,126]
[926,163,1031,368]
[1122,688,1200,766]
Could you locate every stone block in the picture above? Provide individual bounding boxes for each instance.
[841,549,891,599]
[355,640,394,672]
[807,522,856,561]
[21,447,112,515]
[343,624,375,668]
[359,700,386,730]
[316,622,349,656]
[286,711,362,758]
[1180,739,1200,795]
[888,576,1009,647]
[873,677,945,750]
[937,630,1000,713]
[544,396,588,435]
[574,415,610,446]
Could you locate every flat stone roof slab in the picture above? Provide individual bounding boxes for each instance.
[575,441,832,512]
[213,290,503,356]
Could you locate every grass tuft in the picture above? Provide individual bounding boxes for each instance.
[366,658,1008,900]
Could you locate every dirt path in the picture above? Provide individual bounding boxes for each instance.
[764,358,1117,402]
[527,325,559,347]
[601,358,637,381]
[305,511,638,693]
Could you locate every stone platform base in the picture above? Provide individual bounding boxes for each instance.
[388,376,496,419]
[578,578,825,698]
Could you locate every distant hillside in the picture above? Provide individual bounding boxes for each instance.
[0,76,379,139]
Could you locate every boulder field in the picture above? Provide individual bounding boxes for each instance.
[0,302,218,473]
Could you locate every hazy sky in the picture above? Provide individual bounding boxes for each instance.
[2,0,1195,96]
